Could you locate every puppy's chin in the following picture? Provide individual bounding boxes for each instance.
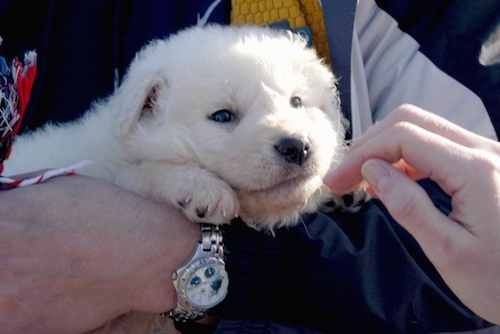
[235,175,326,231]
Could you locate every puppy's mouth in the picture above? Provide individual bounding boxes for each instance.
[268,175,307,192]
[245,172,316,194]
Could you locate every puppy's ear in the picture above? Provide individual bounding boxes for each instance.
[142,84,159,116]
[109,70,168,137]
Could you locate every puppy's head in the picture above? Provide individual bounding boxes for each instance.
[110,24,346,230]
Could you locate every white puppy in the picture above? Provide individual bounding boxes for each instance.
[4,24,348,231]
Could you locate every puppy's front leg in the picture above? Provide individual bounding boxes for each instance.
[116,162,240,224]
[170,165,240,223]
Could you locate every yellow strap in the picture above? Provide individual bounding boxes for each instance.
[230,0,331,65]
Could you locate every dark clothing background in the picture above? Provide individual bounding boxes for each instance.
[1,1,499,333]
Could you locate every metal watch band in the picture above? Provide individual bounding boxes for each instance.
[200,223,225,258]
[168,223,227,322]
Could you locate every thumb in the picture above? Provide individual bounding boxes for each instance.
[361,159,459,258]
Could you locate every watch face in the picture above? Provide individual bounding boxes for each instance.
[184,261,229,309]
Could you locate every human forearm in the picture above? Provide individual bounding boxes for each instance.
[0,174,198,333]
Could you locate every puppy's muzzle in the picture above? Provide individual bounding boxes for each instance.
[275,137,310,165]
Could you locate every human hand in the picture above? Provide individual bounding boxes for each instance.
[325,104,500,324]
[0,174,198,333]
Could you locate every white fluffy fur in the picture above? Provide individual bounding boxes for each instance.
[4,24,346,230]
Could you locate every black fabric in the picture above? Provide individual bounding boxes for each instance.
[220,180,492,333]
[322,0,357,139]
[216,319,328,334]
[375,0,500,138]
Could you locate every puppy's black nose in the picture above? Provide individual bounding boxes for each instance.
[275,137,310,165]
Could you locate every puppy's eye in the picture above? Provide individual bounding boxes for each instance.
[209,109,235,123]
[290,96,302,108]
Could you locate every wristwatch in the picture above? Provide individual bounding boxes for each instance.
[169,223,229,322]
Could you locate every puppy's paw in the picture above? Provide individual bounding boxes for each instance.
[175,177,240,224]
[326,187,370,212]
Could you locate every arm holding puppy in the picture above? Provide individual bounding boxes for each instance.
[325,104,500,324]
[0,174,199,334]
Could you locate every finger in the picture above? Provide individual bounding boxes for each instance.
[325,121,472,195]
[362,160,425,197]
[350,104,493,153]
[360,158,466,264]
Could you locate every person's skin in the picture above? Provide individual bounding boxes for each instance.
[325,104,500,324]
[0,173,199,334]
